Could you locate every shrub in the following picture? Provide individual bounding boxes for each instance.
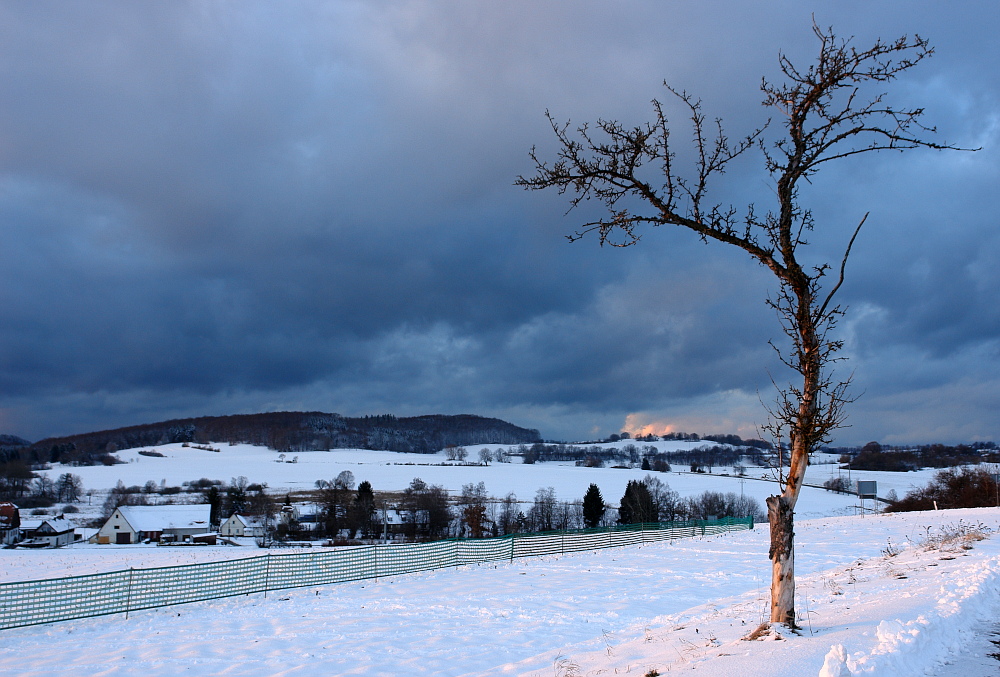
[823,476,850,493]
[888,467,999,512]
[913,520,991,552]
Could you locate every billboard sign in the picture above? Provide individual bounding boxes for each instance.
[856,481,877,499]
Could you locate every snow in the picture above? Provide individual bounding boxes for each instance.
[8,443,995,674]
[36,442,876,521]
[2,507,1000,675]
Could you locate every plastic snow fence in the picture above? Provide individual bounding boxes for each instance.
[0,516,751,630]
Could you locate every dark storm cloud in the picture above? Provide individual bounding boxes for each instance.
[0,1,997,444]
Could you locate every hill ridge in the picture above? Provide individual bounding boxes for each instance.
[28,412,541,464]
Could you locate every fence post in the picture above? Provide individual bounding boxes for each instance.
[264,552,271,599]
[125,567,134,620]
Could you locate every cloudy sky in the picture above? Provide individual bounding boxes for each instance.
[0,1,997,445]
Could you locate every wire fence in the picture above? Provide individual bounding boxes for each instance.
[0,516,752,631]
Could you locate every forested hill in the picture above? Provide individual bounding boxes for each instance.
[27,412,542,465]
[0,434,30,454]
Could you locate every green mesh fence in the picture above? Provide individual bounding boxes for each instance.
[0,516,751,630]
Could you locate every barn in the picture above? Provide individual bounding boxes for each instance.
[96,505,211,544]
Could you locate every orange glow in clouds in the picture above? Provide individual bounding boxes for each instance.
[622,413,675,437]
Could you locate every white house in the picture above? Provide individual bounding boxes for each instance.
[219,513,266,538]
[96,505,211,544]
[18,516,75,548]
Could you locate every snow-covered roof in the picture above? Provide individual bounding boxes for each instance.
[37,517,73,534]
[17,516,73,533]
[230,514,266,528]
[117,505,211,531]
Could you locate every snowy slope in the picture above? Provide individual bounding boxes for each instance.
[2,508,999,676]
[34,441,913,522]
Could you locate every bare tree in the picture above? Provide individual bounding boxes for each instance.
[458,481,490,538]
[517,24,966,626]
[57,473,84,503]
[528,486,557,532]
[317,470,355,538]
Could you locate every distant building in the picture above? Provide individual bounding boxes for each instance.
[96,505,211,544]
[18,516,75,548]
[278,504,299,524]
[219,513,266,538]
[0,502,21,545]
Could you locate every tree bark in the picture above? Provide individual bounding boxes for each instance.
[767,494,795,626]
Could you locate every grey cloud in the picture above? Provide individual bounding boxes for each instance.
[0,1,997,444]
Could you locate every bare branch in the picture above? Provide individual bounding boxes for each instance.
[818,212,867,320]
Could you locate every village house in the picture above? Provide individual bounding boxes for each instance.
[18,516,75,548]
[0,502,20,545]
[96,504,211,544]
[219,513,266,538]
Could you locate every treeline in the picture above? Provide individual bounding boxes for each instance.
[662,432,772,449]
[305,474,764,543]
[836,441,998,472]
[518,442,768,470]
[21,412,541,465]
[611,477,765,524]
[602,431,772,449]
[275,473,763,543]
[887,467,1000,512]
[29,466,764,542]
[0,469,85,510]
[0,434,30,457]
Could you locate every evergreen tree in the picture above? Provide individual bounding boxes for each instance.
[206,485,222,526]
[349,480,377,538]
[582,483,605,528]
[618,480,656,525]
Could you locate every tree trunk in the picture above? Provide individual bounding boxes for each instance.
[767,494,796,626]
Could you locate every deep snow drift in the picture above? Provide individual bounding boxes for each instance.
[2,508,1000,676]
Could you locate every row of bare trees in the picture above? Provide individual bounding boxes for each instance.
[0,464,83,509]
[310,474,762,543]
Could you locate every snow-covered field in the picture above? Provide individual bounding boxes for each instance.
[6,441,990,675]
[31,441,938,525]
[2,507,1000,676]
